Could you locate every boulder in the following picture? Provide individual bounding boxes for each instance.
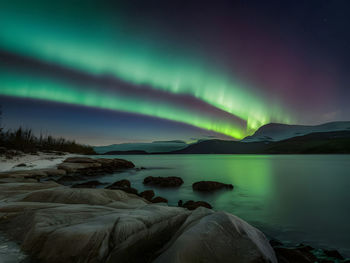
[143,176,183,187]
[192,181,233,192]
[0,199,189,263]
[151,196,168,203]
[105,179,138,195]
[57,162,102,173]
[58,157,135,175]
[140,190,155,201]
[182,200,212,210]
[154,208,277,263]
[107,179,131,189]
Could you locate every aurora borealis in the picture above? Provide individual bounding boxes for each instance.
[1,0,349,144]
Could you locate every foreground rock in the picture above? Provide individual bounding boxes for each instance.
[154,208,276,263]
[58,157,135,175]
[192,180,234,191]
[143,176,184,187]
[0,167,276,263]
[182,200,212,210]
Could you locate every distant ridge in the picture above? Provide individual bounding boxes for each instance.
[171,130,350,154]
[242,121,350,142]
[94,140,188,154]
[95,121,350,155]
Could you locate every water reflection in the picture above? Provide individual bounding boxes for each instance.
[96,154,350,256]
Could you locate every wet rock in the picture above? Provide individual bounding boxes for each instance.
[154,209,277,263]
[58,157,135,175]
[72,181,104,188]
[273,246,317,263]
[151,196,168,203]
[192,181,233,192]
[119,187,138,195]
[106,180,138,195]
[182,200,212,210]
[323,249,344,260]
[143,176,183,187]
[107,179,131,189]
[139,190,155,201]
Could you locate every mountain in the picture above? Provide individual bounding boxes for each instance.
[241,121,350,142]
[171,130,350,154]
[94,140,188,154]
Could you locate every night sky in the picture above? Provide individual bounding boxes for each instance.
[1,0,349,145]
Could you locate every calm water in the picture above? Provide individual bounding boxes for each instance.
[94,154,350,256]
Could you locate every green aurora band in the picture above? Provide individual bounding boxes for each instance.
[0,2,293,139]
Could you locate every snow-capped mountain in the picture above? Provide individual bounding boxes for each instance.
[241,121,350,142]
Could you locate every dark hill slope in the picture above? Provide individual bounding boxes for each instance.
[171,131,350,154]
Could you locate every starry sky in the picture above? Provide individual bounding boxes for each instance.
[0,0,349,145]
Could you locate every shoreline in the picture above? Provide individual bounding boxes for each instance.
[0,154,348,262]
[0,151,79,172]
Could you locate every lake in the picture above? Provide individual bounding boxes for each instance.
[94,154,350,257]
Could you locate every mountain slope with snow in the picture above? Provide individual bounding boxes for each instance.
[94,140,188,154]
[242,121,350,142]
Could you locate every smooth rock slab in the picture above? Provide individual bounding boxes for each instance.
[155,208,277,263]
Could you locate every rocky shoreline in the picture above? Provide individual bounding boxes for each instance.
[0,156,348,263]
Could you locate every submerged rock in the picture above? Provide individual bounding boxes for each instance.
[182,200,212,210]
[192,181,233,192]
[140,190,155,201]
[143,176,184,187]
[151,196,168,203]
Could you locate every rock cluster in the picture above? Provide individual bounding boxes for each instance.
[0,163,277,263]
